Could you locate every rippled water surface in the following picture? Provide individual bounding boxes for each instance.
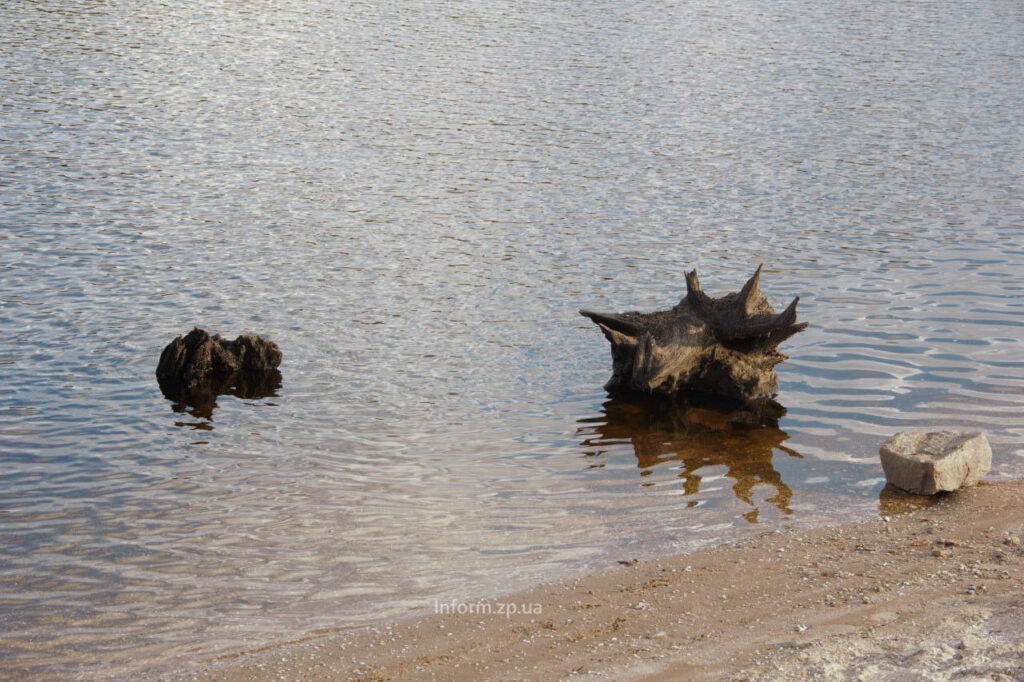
[2,0,1023,677]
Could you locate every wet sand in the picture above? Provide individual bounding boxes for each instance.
[178,481,1024,681]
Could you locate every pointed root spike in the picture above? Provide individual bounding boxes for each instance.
[738,265,763,311]
[767,321,809,348]
[777,296,800,326]
[580,310,642,337]
[684,269,711,308]
[685,269,702,295]
[597,323,637,347]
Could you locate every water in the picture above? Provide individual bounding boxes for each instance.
[1,0,1022,677]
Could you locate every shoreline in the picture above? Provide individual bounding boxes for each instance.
[174,480,1024,680]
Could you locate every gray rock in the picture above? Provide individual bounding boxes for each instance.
[879,431,991,495]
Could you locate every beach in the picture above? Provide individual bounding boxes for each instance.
[178,480,1024,680]
[4,2,1023,677]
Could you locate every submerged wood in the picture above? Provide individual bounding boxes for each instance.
[156,328,282,411]
[580,265,808,405]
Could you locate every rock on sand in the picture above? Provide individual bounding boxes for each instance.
[880,430,991,495]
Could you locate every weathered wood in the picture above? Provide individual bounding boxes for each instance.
[580,266,807,405]
[156,328,282,410]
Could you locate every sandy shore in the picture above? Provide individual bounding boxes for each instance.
[177,481,1024,681]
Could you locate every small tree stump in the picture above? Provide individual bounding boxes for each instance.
[156,328,282,408]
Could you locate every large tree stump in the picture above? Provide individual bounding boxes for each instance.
[580,266,808,405]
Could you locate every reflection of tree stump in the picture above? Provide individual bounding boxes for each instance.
[581,266,807,405]
[578,397,801,523]
[156,328,282,419]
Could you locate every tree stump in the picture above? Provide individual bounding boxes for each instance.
[156,328,282,411]
[580,266,808,405]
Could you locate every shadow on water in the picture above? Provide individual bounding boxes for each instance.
[578,395,802,523]
[159,370,282,426]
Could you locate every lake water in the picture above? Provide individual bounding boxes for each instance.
[2,0,1022,677]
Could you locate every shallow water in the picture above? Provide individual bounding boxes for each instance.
[1,0,1022,677]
